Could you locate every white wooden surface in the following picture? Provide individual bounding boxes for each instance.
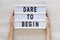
[0,0,60,40]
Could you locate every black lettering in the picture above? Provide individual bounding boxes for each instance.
[34,7,37,12]
[22,21,39,27]
[36,22,39,27]
[30,14,33,19]
[27,7,29,12]
[29,22,32,27]
[27,14,33,19]
[31,7,33,12]
[27,14,29,19]
[33,22,34,27]
[23,7,26,12]
[23,7,37,12]
[26,21,28,27]
[22,21,24,27]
